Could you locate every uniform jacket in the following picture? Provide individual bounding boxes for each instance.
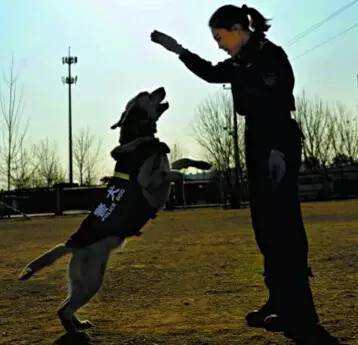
[179,33,297,151]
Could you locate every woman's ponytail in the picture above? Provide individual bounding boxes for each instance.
[241,4,271,33]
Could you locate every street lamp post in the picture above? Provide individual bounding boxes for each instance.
[62,47,78,185]
[223,84,241,208]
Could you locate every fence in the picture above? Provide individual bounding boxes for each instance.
[0,186,105,218]
[1,167,357,218]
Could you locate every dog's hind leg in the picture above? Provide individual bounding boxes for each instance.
[58,238,121,335]
[72,315,93,330]
[19,244,72,281]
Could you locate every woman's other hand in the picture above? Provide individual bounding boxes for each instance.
[268,149,286,188]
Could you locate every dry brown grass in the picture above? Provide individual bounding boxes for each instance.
[0,200,357,345]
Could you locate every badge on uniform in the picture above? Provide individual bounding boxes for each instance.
[263,72,277,86]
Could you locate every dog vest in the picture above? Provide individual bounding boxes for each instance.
[65,138,170,248]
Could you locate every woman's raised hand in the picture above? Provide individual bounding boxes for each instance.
[150,30,185,55]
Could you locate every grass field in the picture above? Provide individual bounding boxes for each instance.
[0,200,357,345]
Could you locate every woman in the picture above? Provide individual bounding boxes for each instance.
[151,4,340,345]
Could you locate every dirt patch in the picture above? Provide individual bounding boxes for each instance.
[0,201,357,345]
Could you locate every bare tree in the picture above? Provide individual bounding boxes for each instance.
[294,91,358,169]
[330,102,358,164]
[294,91,335,169]
[331,153,354,167]
[0,56,27,190]
[169,142,185,164]
[192,91,245,185]
[33,139,64,187]
[74,128,102,185]
[74,129,87,185]
[11,138,38,189]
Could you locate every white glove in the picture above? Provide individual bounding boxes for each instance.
[151,30,185,55]
[268,149,286,188]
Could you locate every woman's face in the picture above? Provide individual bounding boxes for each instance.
[211,25,247,57]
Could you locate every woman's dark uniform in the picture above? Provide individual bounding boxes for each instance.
[178,32,319,335]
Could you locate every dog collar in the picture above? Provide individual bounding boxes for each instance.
[113,171,130,181]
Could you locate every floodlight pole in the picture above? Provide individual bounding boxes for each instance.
[223,84,241,208]
[62,47,78,185]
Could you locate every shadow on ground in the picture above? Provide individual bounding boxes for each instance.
[53,332,95,345]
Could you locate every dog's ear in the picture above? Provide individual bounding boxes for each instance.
[125,106,149,123]
[111,106,149,129]
[111,111,126,129]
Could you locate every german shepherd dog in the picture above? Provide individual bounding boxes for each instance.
[19,87,182,339]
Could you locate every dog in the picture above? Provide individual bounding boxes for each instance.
[18,87,183,339]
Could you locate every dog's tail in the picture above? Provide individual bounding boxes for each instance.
[18,244,72,281]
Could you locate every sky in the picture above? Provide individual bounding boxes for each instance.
[0,0,357,180]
